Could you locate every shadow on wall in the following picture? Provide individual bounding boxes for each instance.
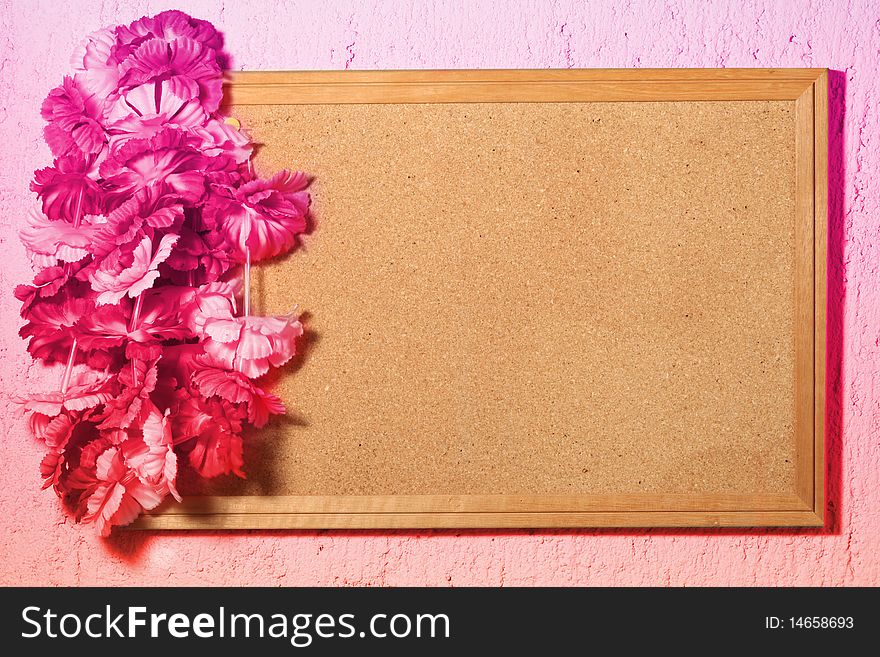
[103,71,849,561]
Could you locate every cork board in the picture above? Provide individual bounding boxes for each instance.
[139,70,827,529]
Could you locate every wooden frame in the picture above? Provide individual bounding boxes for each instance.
[136,69,827,530]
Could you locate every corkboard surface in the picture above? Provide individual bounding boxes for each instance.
[183,99,797,498]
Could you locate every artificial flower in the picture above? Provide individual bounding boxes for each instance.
[192,361,285,427]
[203,314,303,378]
[41,76,107,158]
[79,445,166,536]
[31,154,102,220]
[173,390,245,478]
[19,296,94,363]
[20,208,97,267]
[89,233,179,304]
[204,170,310,261]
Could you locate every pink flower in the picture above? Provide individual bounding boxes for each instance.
[41,76,107,158]
[203,314,303,378]
[76,293,189,352]
[114,11,224,63]
[31,155,102,221]
[19,296,93,364]
[93,191,184,256]
[162,226,233,282]
[20,208,97,267]
[100,128,226,206]
[121,406,180,502]
[176,281,236,336]
[19,11,313,534]
[192,361,285,427]
[97,357,158,429]
[15,262,87,315]
[70,28,120,99]
[79,445,166,536]
[89,233,179,304]
[173,391,245,478]
[117,35,223,114]
[20,375,115,416]
[204,170,310,261]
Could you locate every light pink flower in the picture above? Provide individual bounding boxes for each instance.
[89,233,179,304]
[203,314,303,378]
[204,170,310,261]
[70,28,120,99]
[173,280,237,337]
[122,406,180,502]
[20,208,97,267]
[80,445,165,536]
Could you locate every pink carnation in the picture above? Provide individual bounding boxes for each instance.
[204,170,310,261]
[78,445,166,536]
[173,391,245,478]
[41,76,107,158]
[20,208,97,267]
[117,35,223,114]
[203,314,303,378]
[114,11,224,62]
[89,233,179,304]
[31,154,102,221]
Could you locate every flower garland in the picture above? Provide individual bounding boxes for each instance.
[15,11,310,535]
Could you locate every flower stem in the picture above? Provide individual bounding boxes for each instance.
[128,293,144,387]
[59,338,78,394]
[59,187,86,395]
[243,246,251,317]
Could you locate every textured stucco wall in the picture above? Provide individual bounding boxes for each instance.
[0,0,877,586]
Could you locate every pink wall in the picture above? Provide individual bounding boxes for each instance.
[0,0,877,586]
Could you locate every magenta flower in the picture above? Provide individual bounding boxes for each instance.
[114,11,224,62]
[117,35,223,114]
[204,170,311,261]
[100,128,217,206]
[41,76,107,158]
[31,154,102,220]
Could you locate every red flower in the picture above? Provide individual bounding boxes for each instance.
[192,360,285,427]
[173,391,246,478]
